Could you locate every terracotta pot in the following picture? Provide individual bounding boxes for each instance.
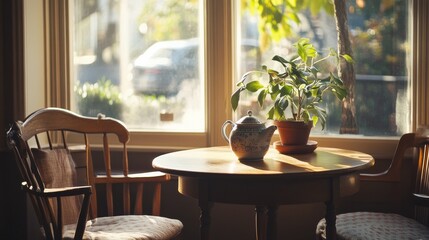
[274,120,313,146]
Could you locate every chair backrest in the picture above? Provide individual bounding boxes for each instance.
[414,127,429,225]
[7,108,169,237]
[386,127,429,224]
[7,112,92,239]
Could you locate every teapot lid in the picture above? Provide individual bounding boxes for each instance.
[237,111,262,124]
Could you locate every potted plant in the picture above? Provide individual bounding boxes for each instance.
[231,38,352,150]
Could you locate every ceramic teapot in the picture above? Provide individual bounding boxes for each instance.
[222,110,277,160]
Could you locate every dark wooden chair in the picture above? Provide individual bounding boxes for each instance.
[316,127,429,239]
[6,107,183,240]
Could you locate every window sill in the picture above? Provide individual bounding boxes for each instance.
[68,130,400,159]
[126,132,399,159]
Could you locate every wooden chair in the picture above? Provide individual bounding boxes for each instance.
[316,127,429,239]
[6,107,183,240]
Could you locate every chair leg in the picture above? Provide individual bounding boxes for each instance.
[134,183,143,215]
[152,183,161,215]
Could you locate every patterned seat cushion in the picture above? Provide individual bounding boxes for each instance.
[63,215,183,240]
[316,211,429,240]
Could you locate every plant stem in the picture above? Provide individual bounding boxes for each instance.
[313,54,331,65]
[296,89,303,120]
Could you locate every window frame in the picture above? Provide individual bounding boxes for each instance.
[24,0,429,159]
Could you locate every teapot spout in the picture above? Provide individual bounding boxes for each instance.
[262,125,277,140]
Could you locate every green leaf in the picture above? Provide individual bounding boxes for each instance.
[301,110,310,122]
[311,115,318,127]
[331,86,348,100]
[306,105,327,129]
[341,54,354,63]
[239,71,252,83]
[274,11,283,24]
[278,96,289,110]
[280,85,293,96]
[257,89,267,107]
[288,12,300,24]
[301,70,311,77]
[272,55,289,64]
[309,1,322,16]
[294,38,317,62]
[296,37,310,46]
[246,81,265,92]
[271,83,280,93]
[267,69,280,77]
[310,88,319,97]
[277,71,289,78]
[330,73,344,86]
[236,81,245,87]
[296,76,307,85]
[316,107,327,130]
[274,105,284,120]
[297,44,307,62]
[309,66,319,77]
[231,88,242,111]
[274,99,285,119]
[305,46,317,58]
[267,106,275,120]
[270,84,281,100]
[320,75,330,83]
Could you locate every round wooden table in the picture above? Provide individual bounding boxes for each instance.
[153,146,374,240]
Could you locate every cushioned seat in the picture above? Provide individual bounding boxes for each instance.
[316,212,429,240]
[63,215,183,240]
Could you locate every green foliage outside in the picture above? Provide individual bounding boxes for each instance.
[350,0,407,76]
[244,0,334,51]
[74,78,123,119]
[244,0,407,76]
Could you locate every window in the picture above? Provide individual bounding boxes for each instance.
[72,0,205,132]
[24,0,429,156]
[234,0,410,137]
[72,0,410,137]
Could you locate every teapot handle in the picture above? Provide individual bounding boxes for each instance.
[221,120,235,143]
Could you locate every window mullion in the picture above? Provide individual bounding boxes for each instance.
[44,0,71,108]
[412,0,429,129]
[206,0,233,146]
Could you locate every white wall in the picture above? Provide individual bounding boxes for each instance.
[24,0,45,115]
[23,1,45,238]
